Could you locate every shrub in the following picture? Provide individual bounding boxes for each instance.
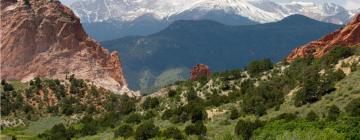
[77,115,98,136]
[293,67,321,106]
[162,127,184,140]
[39,123,72,140]
[186,88,198,102]
[274,113,297,122]
[24,0,30,6]
[61,104,74,116]
[229,108,239,120]
[125,113,142,124]
[319,46,354,66]
[247,59,273,75]
[135,121,160,140]
[143,110,157,119]
[191,107,207,123]
[142,97,160,109]
[241,94,266,116]
[3,82,14,92]
[235,119,262,140]
[114,124,133,138]
[327,105,340,121]
[97,112,121,128]
[161,109,173,120]
[345,98,360,117]
[240,79,254,94]
[118,95,136,114]
[306,111,319,121]
[1,79,6,85]
[168,89,178,97]
[184,121,207,136]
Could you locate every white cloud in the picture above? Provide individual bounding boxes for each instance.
[344,0,360,10]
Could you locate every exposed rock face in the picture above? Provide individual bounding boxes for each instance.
[0,0,134,95]
[190,64,211,81]
[287,13,360,61]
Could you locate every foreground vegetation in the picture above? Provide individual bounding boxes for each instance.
[1,46,360,140]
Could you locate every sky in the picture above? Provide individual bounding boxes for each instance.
[60,0,360,10]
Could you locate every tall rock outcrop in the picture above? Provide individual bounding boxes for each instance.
[287,13,360,61]
[0,0,135,95]
[190,64,211,81]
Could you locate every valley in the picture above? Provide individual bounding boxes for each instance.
[0,0,359,140]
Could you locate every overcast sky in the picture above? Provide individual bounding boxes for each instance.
[60,0,360,10]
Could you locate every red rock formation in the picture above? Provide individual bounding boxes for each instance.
[287,13,360,61]
[0,0,134,95]
[190,64,211,80]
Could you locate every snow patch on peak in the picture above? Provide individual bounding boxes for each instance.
[70,0,353,25]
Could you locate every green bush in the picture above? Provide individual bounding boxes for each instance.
[186,88,198,102]
[241,94,266,116]
[274,113,297,122]
[191,107,207,123]
[142,97,160,109]
[161,109,173,120]
[306,111,319,121]
[118,95,137,114]
[345,98,360,117]
[143,109,157,119]
[162,127,184,140]
[293,68,344,107]
[294,67,321,107]
[319,46,354,66]
[3,83,14,92]
[327,105,340,121]
[168,89,178,97]
[24,0,30,6]
[241,81,284,116]
[253,118,359,140]
[234,119,262,140]
[114,124,133,138]
[229,108,239,120]
[184,121,207,136]
[39,123,73,140]
[78,115,98,135]
[135,121,160,140]
[125,113,142,124]
[247,59,273,75]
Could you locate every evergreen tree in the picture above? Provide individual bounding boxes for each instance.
[306,111,319,121]
[327,105,340,121]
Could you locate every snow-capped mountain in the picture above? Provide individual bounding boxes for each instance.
[70,0,281,23]
[351,8,360,16]
[251,1,352,24]
[68,0,356,41]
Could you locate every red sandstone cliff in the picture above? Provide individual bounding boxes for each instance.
[287,13,360,61]
[190,64,211,81]
[0,0,135,95]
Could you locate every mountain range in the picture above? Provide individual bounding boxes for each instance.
[102,15,342,91]
[69,0,355,41]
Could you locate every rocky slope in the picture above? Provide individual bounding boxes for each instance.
[0,0,133,95]
[288,14,360,61]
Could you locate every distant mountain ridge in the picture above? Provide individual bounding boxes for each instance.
[69,0,355,41]
[102,15,342,90]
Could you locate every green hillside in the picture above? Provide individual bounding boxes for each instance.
[1,46,359,140]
